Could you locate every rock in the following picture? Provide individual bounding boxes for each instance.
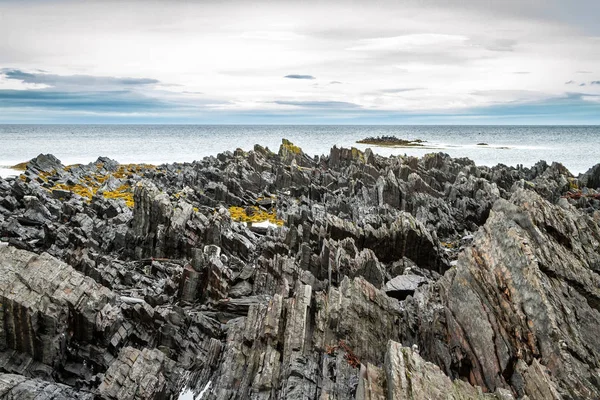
[383,274,427,300]
[579,163,600,189]
[357,136,426,147]
[97,347,180,400]
[0,373,94,399]
[229,280,253,298]
[400,189,600,399]
[314,277,403,365]
[27,154,63,173]
[0,247,115,366]
[1,144,600,399]
[384,341,512,399]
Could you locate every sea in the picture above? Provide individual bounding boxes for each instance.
[0,125,598,177]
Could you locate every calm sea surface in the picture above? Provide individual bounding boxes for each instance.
[0,125,598,176]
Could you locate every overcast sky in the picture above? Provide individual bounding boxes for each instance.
[1,0,599,124]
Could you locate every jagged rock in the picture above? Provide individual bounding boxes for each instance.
[0,373,94,399]
[229,280,253,298]
[400,189,600,399]
[321,237,386,287]
[97,347,180,400]
[1,145,599,399]
[383,274,427,300]
[384,341,513,400]
[0,247,115,366]
[579,163,600,189]
[314,277,403,365]
[27,154,63,173]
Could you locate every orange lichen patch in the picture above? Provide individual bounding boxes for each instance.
[10,162,28,170]
[229,206,284,226]
[326,340,361,368]
[326,345,337,356]
[563,190,600,200]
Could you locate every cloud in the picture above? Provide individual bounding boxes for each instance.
[1,1,600,123]
[240,31,305,41]
[380,88,422,94]
[480,38,517,52]
[1,69,160,90]
[0,89,173,112]
[348,34,468,52]
[0,68,225,116]
[272,100,361,109]
[284,74,316,80]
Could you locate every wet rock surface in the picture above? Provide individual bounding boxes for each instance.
[0,139,599,399]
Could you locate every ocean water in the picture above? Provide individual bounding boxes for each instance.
[0,125,598,177]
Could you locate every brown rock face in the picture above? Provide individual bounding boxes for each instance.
[401,189,600,399]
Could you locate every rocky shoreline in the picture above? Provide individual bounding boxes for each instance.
[0,139,599,399]
[356,135,427,147]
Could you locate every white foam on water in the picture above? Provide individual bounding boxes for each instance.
[0,167,20,178]
[0,125,597,175]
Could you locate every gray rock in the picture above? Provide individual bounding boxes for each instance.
[1,145,599,399]
[97,346,180,400]
[0,373,94,399]
[0,247,115,365]
[384,274,427,300]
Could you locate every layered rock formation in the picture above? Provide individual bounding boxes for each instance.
[0,139,599,399]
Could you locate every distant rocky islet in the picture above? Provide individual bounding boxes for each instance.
[0,138,600,399]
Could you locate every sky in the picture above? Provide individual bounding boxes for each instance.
[1,0,600,124]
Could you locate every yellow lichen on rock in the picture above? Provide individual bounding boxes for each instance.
[48,168,138,207]
[351,147,366,162]
[281,139,302,155]
[103,185,134,208]
[229,206,284,226]
[111,163,155,179]
[30,161,163,209]
[10,162,28,170]
[52,183,95,201]
[568,177,579,190]
[64,164,82,172]
[38,169,56,183]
